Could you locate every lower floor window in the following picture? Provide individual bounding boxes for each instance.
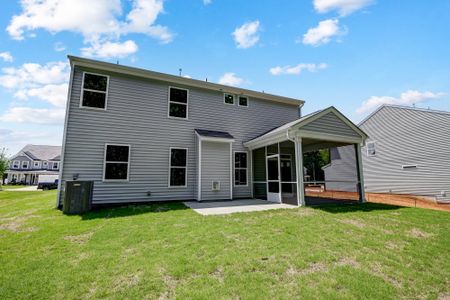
[169,148,187,187]
[104,144,130,180]
[234,152,248,186]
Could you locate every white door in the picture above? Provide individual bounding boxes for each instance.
[267,155,281,203]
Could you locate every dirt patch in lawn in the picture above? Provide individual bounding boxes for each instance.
[340,219,366,229]
[370,262,402,288]
[210,267,224,283]
[64,232,94,244]
[408,228,433,239]
[0,214,37,232]
[158,268,179,300]
[112,270,143,292]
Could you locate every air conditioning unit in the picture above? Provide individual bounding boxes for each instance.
[212,181,220,191]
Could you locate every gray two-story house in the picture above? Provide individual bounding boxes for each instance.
[6,144,61,185]
[323,105,450,203]
[58,56,367,208]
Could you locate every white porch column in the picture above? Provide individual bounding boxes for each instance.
[294,137,305,206]
[355,143,366,203]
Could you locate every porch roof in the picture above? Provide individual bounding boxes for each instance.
[243,106,368,150]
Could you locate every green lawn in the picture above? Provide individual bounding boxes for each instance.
[0,191,449,299]
[1,184,27,190]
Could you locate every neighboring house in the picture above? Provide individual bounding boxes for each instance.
[6,144,62,185]
[58,56,367,207]
[324,105,450,203]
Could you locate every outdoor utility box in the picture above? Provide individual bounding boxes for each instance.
[63,181,93,214]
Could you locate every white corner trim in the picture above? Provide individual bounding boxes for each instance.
[229,143,233,199]
[197,138,202,201]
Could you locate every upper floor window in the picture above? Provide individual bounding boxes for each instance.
[33,161,41,168]
[21,161,29,169]
[43,161,48,168]
[104,144,130,181]
[81,72,109,109]
[238,96,248,107]
[169,148,187,187]
[52,162,60,170]
[168,87,188,119]
[367,142,376,156]
[234,152,248,186]
[224,93,235,105]
[12,160,20,169]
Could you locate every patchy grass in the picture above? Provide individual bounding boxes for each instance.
[0,191,449,299]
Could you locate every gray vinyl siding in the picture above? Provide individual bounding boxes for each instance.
[326,106,450,202]
[201,141,231,200]
[59,66,300,204]
[323,146,358,192]
[303,112,361,138]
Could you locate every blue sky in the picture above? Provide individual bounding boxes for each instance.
[1,0,449,155]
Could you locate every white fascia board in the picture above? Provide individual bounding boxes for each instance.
[243,131,288,150]
[296,130,364,144]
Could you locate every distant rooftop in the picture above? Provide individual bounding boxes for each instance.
[14,144,62,161]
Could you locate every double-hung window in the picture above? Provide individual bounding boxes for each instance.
[169,148,187,187]
[104,144,130,181]
[224,93,235,105]
[52,162,60,170]
[33,161,41,168]
[21,161,29,169]
[367,142,376,156]
[168,87,188,119]
[81,72,109,109]
[234,152,248,186]
[12,160,20,169]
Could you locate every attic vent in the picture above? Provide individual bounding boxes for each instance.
[212,181,220,191]
[402,165,417,169]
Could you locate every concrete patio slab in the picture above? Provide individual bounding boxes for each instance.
[183,199,297,215]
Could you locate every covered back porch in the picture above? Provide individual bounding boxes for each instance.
[244,107,368,206]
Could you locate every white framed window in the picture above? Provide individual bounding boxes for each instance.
[33,161,41,168]
[80,72,109,110]
[234,151,248,186]
[103,144,130,181]
[21,161,29,169]
[12,160,20,169]
[52,162,60,170]
[367,142,376,156]
[168,87,188,119]
[224,93,235,105]
[169,148,188,187]
[43,161,48,168]
[238,96,248,107]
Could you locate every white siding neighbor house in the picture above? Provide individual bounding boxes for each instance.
[5,144,61,185]
[324,105,450,203]
[58,56,368,208]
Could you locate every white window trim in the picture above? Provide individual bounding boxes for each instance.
[237,95,249,108]
[212,181,221,191]
[167,86,189,120]
[80,71,109,110]
[52,162,60,169]
[12,160,20,169]
[103,143,131,182]
[234,151,248,187]
[168,147,188,188]
[43,161,48,167]
[33,161,41,168]
[21,161,29,169]
[367,141,376,157]
[223,93,235,105]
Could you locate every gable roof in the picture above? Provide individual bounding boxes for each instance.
[68,55,305,107]
[358,104,450,126]
[244,106,367,148]
[12,145,62,161]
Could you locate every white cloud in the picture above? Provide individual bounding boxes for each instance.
[301,19,345,46]
[7,0,173,56]
[203,0,212,5]
[313,0,374,16]
[232,20,260,49]
[0,128,62,155]
[54,42,66,52]
[14,83,68,107]
[270,63,328,75]
[0,107,65,124]
[0,61,69,89]
[218,72,245,87]
[356,90,446,114]
[0,52,13,62]
[81,40,138,58]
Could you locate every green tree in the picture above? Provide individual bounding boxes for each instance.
[0,148,9,191]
